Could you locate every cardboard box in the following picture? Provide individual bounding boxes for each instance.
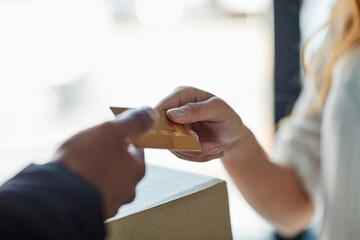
[105,165,233,240]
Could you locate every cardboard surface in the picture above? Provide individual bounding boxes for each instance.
[105,165,233,240]
[110,107,202,151]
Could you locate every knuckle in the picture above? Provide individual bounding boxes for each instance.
[126,191,136,204]
[186,102,201,114]
[174,85,193,93]
[108,207,118,218]
[101,121,116,133]
[210,96,225,106]
[174,86,196,99]
[100,121,118,138]
[133,162,146,181]
[186,102,201,121]
[209,96,230,118]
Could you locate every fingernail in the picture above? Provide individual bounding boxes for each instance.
[146,108,159,121]
[189,130,199,141]
[168,108,185,119]
[208,147,222,155]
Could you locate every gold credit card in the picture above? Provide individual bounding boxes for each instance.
[110,107,202,151]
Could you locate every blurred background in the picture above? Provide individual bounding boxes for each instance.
[0,0,331,239]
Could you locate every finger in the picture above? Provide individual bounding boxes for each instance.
[128,144,145,165]
[126,145,146,181]
[188,129,199,142]
[115,107,159,137]
[156,86,214,110]
[173,147,223,158]
[111,189,137,216]
[172,141,223,158]
[174,142,223,157]
[171,150,224,162]
[166,96,227,124]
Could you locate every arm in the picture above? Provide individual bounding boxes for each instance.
[156,86,313,237]
[0,162,105,240]
[0,107,158,240]
[222,127,313,236]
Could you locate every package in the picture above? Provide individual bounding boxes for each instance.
[105,165,233,240]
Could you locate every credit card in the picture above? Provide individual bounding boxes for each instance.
[110,107,202,151]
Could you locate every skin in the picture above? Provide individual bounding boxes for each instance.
[54,107,159,219]
[156,86,314,237]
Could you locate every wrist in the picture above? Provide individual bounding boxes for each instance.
[222,124,247,156]
[222,125,267,166]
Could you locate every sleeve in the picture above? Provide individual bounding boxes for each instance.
[273,80,324,221]
[0,162,106,240]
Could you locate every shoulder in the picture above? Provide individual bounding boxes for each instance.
[332,46,360,96]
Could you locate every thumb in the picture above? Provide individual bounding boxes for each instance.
[166,97,225,124]
[115,107,159,137]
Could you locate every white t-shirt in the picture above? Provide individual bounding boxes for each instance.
[274,44,360,239]
[300,0,337,46]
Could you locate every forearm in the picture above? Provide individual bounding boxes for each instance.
[0,162,105,240]
[221,126,314,237]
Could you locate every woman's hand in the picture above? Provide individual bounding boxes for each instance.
[158,86,314,235]
[156,86,244,162]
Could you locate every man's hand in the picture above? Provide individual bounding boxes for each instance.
[54,107,158,219]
